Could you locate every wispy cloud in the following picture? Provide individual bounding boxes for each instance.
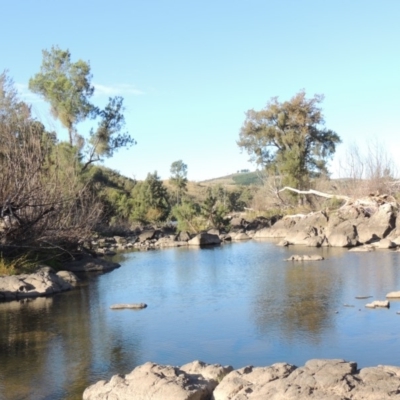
[93,83,145,96]
[15,83,44,103]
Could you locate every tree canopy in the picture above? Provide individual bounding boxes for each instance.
[237,90,341,189]
[29,46,135,170]
[170,160,188,204]
[29,46,94,145]
[131,172,170,223]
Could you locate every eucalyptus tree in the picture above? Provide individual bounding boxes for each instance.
[238,90,341,190]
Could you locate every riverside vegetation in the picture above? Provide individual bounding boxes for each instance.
[1,48,400,276]
[2,47,400,294]
[3,47,400,398]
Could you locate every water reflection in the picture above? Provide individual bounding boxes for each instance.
[1,243,400,399]
[0,285,142,400]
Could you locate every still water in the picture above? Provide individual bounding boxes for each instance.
[1,240,400,399]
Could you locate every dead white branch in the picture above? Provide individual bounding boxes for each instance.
[278,187,350,201]
[278,186,395,211]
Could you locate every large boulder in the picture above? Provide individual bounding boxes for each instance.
[188,233,221,246]
[231,232,251,241]
[156,237,188,248]
[356,203,396,244]
[56,270,80,286]
[213,362,296,400]
[83,361,232,400]
[0,266,74,301]
[284,211,329,245]
[325,220,359,247]
[176,231,192,242]
[254,216,301,239]
[138,229,157,243]
[83,359,400,400]
[214,358,400,400]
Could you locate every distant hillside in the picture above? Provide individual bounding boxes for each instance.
[200,171,262,186]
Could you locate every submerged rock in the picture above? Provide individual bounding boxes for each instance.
[349,245,375,252]
[62,255,120,272]
[285,254,324,261]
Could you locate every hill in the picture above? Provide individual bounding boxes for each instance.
[199,171,262,186]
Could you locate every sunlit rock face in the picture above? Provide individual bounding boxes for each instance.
[0,266,76,301]
[84,359,400,400]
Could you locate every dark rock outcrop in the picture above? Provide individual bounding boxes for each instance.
[188,233,221,246]
[63,255,120,272]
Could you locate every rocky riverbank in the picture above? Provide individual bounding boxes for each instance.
[90,194,400,253]
[2,193,400,302]
[83,358,400,399]
[0,257,120,301]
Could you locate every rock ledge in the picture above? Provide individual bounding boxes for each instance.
[83,358,400,400]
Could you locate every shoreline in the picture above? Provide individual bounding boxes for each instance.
[83,358,400,399]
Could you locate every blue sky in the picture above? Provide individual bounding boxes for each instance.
[1,0,399,181]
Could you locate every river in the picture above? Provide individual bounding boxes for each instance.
[1,240,400,399]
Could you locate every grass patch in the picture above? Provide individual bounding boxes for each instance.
[0,254,38,276]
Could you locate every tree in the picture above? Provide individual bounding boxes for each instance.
[170,160,188,204]
[131,172,170,223]
[201,188,229,229]
[29,46,94,146]
[237,90,341,190]
[171,200,201,233]
[29,46,135,169]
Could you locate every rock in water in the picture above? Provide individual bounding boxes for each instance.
[285,254,324,261]
[110,303,147,310]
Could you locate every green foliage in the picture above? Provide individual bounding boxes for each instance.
[29,46,135,170]
[29,46,94,145]
[226,190,248,211]
[201,188,229,229]
[172,201,195,232]
[170,160,188,204]
[171,201,207,233]
[232,172,261,186]
[82,165,137,224]
[238,90,341,190]
[0,253,37,276]
[88,96,135,160]
[131,172,170,223]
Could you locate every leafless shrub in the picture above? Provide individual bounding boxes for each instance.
[337,139,398,197]
[0,72,101,258]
